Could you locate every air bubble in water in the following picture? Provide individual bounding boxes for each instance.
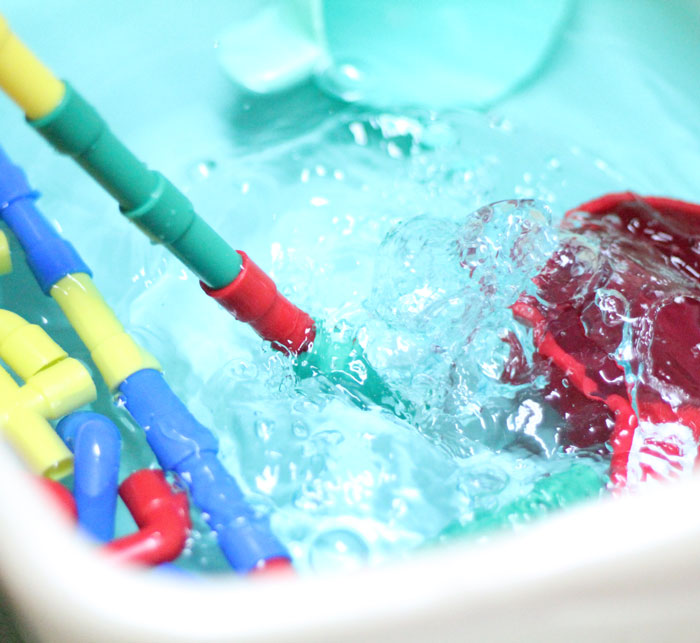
[309,529,370,571]
[188,159,217,181]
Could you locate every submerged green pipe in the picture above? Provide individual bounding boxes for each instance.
[294,321,414,419]
[438,464,605,541]
[29,83,241,288]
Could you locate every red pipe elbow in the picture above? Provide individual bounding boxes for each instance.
[37,477,78,522]
[104,469,191,566]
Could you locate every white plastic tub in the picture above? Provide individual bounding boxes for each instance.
[3,441,700,642]
[2,1,700,640]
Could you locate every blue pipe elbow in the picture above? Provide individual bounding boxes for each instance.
[0,145,91,293]
[119,369,290,572]
[57,411,121,542]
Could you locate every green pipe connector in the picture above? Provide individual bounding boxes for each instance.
[294,321,413,419]
[438,464,605,541]
[27,85,416,420]
[29,83,241,288]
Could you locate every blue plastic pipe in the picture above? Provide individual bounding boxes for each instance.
[119,369,289,572]
[0,149,90,292]
[56,411,121,542]
[0,145,291,572]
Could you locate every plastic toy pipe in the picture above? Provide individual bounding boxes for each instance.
[438,464,605,541]
[0,147,291,573]
[119,369,293,573]
[0,14,316,350]
[0,14,405,417]
[39,468,187,567]
[0,155,161,389]
[0,230,11,275]
[36,476,78,521]
[104,469,190,566]
[0,311,96,478]
[56,412,121,542]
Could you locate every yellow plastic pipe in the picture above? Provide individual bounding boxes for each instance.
[15,358,96,420]
[0,391,74,478]
[0,366,17,400]
[0,231,12,275]
[0,311,96,479]
[50,273,160,391]
[0,14,64,119]
[0,309,67,381]
[1,368,73,480]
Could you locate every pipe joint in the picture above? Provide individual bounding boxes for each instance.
[104,469,190,566]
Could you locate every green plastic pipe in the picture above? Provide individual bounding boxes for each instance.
[28,84,410,415]
[29,83,241,289]
[438,464,605,541]
[294,321,414,419]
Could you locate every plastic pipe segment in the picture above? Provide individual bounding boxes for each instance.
[0,231,11,275]
[0,14,317,354]
[0,144,403,417]
[57,412,121,542]
[0,17,399,420]
[119,369,292,573]
[36,476,78,521]
[0,311,96,478]
[51,274,162,391]
[38,469,187,569]
[0,146,292,572]
[438,464,605,540]
[0,147,161,390]
[0,149,90,294]
[0,15,64,120]
[104,469,190,566]
[202,250,315,354]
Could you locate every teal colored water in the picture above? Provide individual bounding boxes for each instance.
[1,1,700,575]
[0,107,621,574]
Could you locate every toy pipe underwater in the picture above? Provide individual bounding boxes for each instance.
[105,469,190,566]
[0,147,291,574]
[0,231,11,275]
[57,412,121,542]
[38,469,190,566]
[438,464,604,541]
[0,14,407,417]
[0,310,96,478]
[36,476,78,520]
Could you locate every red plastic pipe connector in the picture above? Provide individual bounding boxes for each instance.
[248,556,295,576]
[201,251,315,354]
[37,477,78,521]
[104,469,190,566]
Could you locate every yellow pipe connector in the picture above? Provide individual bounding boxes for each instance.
[50,273,160,391]
[0,310,96,479]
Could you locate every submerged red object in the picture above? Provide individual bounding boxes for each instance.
[37,477,78,522]
[104,469,191,566]
[512,193,700,489]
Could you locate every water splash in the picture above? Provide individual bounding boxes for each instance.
[3,106,627,572]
